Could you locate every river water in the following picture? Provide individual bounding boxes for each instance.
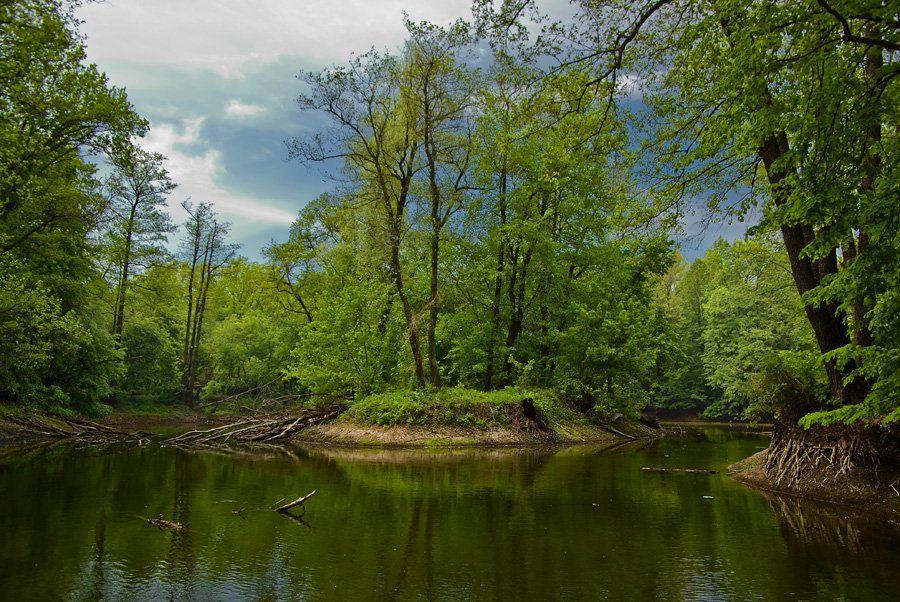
[0,427,897,600]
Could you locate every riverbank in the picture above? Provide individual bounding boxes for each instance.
[0,388,657,448]
[294,388,654,447]
[728,423,900,518]
[290,420,628,447]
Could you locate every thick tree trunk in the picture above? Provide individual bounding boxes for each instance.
[502,246,531,381]
[758,133,867,405]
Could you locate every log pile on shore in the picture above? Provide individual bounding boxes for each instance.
[7,416,149,445]
[163,404,345,446]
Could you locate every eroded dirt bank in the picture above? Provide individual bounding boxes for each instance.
[728,423,900,518]
[290,420,634,448]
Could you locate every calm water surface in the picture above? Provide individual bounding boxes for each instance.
[1,427,898,600]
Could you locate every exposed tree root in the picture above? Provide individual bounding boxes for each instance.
[761,422,900,499]
[506,399,556,443]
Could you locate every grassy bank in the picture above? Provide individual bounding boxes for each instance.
[294,387,653,447]
[2,387,655,448]
[341,388,579,429]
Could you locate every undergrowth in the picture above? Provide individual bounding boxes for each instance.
[341,387,584,429]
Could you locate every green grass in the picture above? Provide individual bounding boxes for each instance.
[341,387,585,429]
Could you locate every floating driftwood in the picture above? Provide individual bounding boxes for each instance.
[276,490,317,513]
[642,467,718,474]
[147,516,184,530]
[163,405,344,446]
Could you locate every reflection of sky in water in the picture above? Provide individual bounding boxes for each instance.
[679,557,744,602]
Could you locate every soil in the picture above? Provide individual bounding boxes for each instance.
[291,420,626,448]
[729,449,900,518]
[0,412,649,450]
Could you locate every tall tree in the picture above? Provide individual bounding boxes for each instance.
[0,0,142,409]
[290,51,429,387]
[179,201,236,406]
[486,0,898,424]
[103,139,175,341]
[405,19,476,386]
[0,0,142,256]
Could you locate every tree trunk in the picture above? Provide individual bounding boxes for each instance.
[112,204,137,341]
[388,215,427,388]
[757,133,866,405]
[502,246,531,381]
[425,133,442,387]
[180,215,204,407]
[484,166,507,390]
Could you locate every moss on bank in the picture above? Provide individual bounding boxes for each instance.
[340,388,585,429]
[293,387,646,447]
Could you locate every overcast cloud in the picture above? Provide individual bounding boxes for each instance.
[78,0,741,260]
[78,0,471,257]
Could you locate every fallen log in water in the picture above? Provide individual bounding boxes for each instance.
[275,490,317,513]
[600,424,638,440]
[147,515,184,530]
[642,467,718,474]
[163,404,345,446]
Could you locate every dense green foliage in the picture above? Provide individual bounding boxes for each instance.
[1,1,895,429]
[657,239,822,420]
[0,0,140,411]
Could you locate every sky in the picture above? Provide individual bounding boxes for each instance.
[77,0,746,261]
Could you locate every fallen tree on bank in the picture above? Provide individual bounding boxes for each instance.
[6,415,150,445]
[163,404,345,445]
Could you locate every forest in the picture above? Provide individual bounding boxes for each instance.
[1,0,897,444]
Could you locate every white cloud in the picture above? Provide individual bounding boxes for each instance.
[617,73,642,98]
[141,118,296,230]
[79,0,472,78]
[225,99,266,118]
[74,1,482,256]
